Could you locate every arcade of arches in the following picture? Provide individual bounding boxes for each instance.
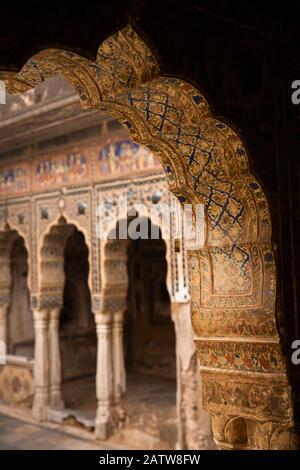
[0,74,212,449]
[0,24,297,450]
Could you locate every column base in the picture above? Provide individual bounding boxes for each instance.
[32,393,48,421]
[113,399,126,426]
[50,396,65,410]
[50,387,64,409]
[95,419,112,440]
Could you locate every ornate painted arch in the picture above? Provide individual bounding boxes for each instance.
[2,24,295,449]
[100,214,172,316]
[37,215,92,310]
[0,227,30,307]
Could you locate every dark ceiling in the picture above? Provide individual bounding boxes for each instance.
[0,1,299,138]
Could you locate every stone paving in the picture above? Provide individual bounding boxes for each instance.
[0,413,105,450]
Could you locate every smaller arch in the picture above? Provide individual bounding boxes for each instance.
[7,235,33,357]
[101,215,173,303]
[0,227,30,304]
[224,417,248,448]
[100,213,177,445]
[38,215,93,306]
[0,220,32,292]
[59,227,96,412]
[0,227,33,369]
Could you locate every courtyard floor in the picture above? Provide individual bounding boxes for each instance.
[61,372,177,449]
[0,373,177,450]
[0,413,104,450]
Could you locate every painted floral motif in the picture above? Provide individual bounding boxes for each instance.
[197,342,284,373]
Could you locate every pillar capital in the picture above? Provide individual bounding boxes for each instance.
[91,294,102,314]
[30,293,63,314]
[32,308,49,323]
[49,306,61,324]
[94,312,112,326]
[112,310,125,322]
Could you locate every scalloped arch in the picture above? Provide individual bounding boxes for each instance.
[101,215,172,313]
[0,228,31,306]
[37,215,92,310]
[2,24,295,449]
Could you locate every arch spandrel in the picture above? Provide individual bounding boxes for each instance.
[2,24,295,449]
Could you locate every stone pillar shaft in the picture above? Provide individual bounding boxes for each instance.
[32,309,49,421]
[49,306,64,408]
[171,301,214,450]
[112,311,126,400]
[94,312,113,440]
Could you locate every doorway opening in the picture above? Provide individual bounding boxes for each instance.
[8,235,33,357]
[116,218,177,448]
[59,228,97,429]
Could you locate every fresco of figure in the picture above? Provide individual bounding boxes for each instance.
[0,165,29,194]
[99,146,110,174]
[98,140,159,177]
[118,141,132,172]
[67,153,86,179]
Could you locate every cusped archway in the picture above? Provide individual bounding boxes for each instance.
[2,25,294,449]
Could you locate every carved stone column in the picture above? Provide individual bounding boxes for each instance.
[94,312,113,440]
[0,304,8,346]
[171,301,214,450]
[49,306,64,409]
[112,310,126,401]
[32,309,49,421]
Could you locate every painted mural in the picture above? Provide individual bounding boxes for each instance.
[34,151,90,190]
[0,140,163,198]
[97,140,161,177]
[0,164,29,195]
